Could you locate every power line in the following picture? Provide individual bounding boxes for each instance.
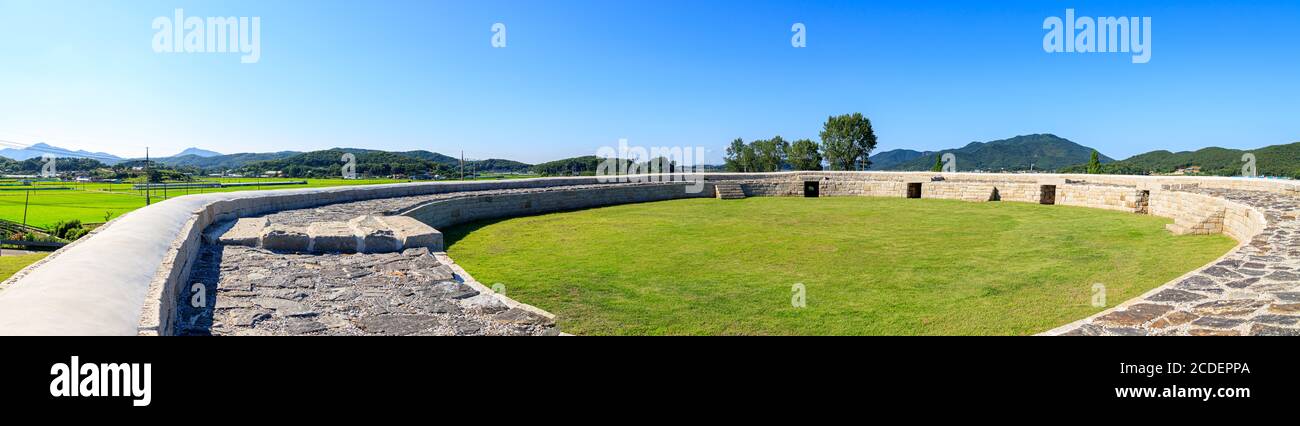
[0,138,127,163]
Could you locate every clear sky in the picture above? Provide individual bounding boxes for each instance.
[1,0,1297,163]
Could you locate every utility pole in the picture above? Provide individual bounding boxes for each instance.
[460,150,465,180]
[145,147,151,206]
[22,189,30,229]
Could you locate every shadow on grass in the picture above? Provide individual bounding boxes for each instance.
[440,217,516,249]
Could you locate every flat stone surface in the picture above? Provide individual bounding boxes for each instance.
[176,244,556,336]
[379,215,444,251]
[1250,323,1300,336]
[1095,303,1171,327]
[212,217,268,246]
[261,225,310,252]
[306,221,357,253]
[349,215,402,253]
[1052,187,1300,336]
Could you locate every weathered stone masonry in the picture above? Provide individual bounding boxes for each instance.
[0,171,1295,335]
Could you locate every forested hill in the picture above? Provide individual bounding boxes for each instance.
[886,134,1111,172]
[1059,142,1300,177]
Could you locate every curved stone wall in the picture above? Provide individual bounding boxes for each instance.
[0,172,1290,335]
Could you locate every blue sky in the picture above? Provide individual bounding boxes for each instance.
[1,0,1297,163]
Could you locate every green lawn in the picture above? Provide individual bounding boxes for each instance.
[0,252,49,281]
[444,197,1237,335]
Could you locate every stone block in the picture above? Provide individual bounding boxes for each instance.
[306,221,358,253]
[207,217,268,246]
[348,215,402,253]
[261,225,310,252]
[379,215,444,251]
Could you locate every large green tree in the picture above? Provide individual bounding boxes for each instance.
[724,138,748,172]
[788,138,823,170]
[737,143,758,173]
[752,136,790,172]
[931,154,943,172]
[818,113,878,171]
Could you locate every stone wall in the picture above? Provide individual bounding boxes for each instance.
[401,182,712,230]
[0,171,1290,335]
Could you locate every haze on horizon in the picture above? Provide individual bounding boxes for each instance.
[1,0,1298,164]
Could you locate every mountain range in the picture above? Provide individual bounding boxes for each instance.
[1058,142,1300,176]
[867,149,933,170]
[0,143,124,164]
[10,135,1300,178]
[171,147,223,158]
[875,134,1111,172]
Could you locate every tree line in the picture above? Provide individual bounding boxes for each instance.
[723,113,878,172]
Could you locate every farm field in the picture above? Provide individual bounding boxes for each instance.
[0,176,533,230]
[445,197,1237,336]
[1,178,408,229]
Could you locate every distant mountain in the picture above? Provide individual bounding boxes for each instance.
[1061,141,1300,177]
[236,149,456,178]
[867,149,932,170]
[0,142,123,165]
[396,150,532,173]
[171,147,222,158]
[150,151,301,170]
[396,150,461,165]
[885,134,1111,172]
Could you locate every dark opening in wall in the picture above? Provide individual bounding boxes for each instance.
[1040,185,1057,205]
[989,187,1001,201]
[803,181,820,197]
[907,182,922,199]
[1136,190,1150,214]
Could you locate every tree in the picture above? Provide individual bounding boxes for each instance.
[737,143,759,173]
[788,139,823,170]
[724,138,747,172]
[752,136,790,172]
[818,113,878,171]
[931,154,943,172]
[1087,150,1102,174]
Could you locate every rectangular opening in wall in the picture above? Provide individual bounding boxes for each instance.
[907,182,922,199]
[1136,190,1150,214]
[1039,185,1056,205]
[803,181,820,197]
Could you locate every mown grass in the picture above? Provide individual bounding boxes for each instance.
[0,252,49,281]
[445,197,1237,335]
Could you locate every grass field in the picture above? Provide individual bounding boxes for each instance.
[444,197,1237,335]
[0,175,535,229]
[0,252,49,281]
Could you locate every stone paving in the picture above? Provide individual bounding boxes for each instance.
[1053,187,1300,336]
[175,191,566,336]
